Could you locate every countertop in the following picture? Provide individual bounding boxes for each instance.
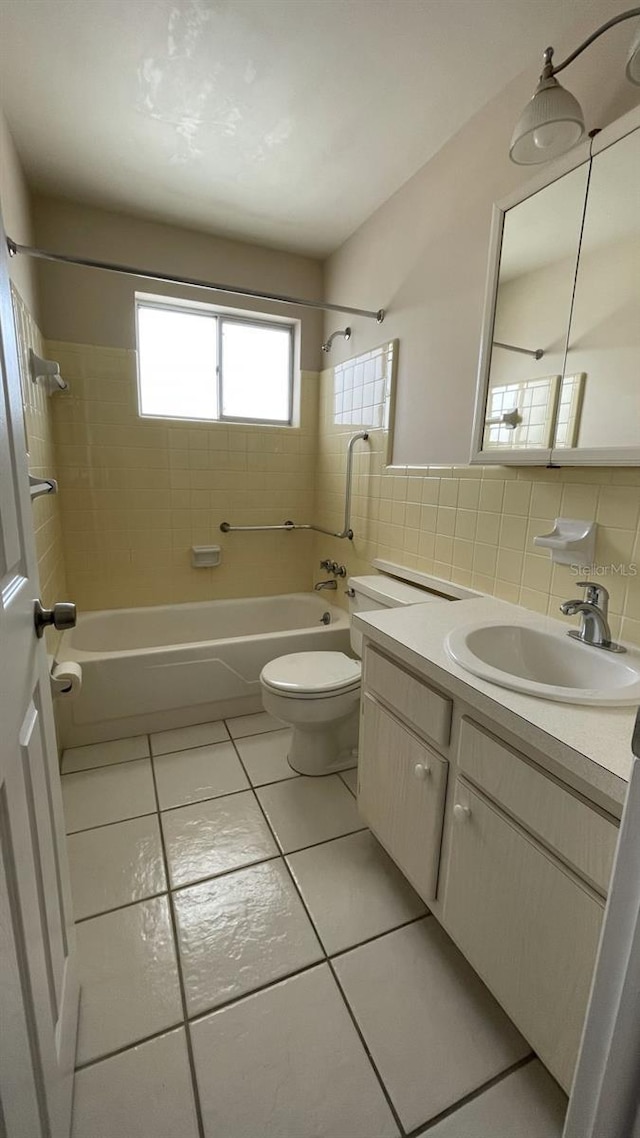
[355,595,639,815]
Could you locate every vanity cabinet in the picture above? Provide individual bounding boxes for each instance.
[359,694,448,901]
[358,643,620,1093]
[457,718,618,895]
[365,646,452,749]
[443,779,604,1092]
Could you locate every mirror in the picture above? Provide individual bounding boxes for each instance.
[472,114,640,465]
[481,162,589,453]
[555,128,640,453]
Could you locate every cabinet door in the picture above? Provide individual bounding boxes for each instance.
[365,648,452,748]
[443,780,604,1092]
[551,123,640,463]
[359,694,448,901]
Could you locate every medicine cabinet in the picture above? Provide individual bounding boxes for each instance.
[471,106,640,466]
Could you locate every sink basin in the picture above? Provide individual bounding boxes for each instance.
[446,621,640,705]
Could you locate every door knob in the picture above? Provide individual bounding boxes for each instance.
[454,803,471,821]
[34,599,77,639]
[414,763,431,779]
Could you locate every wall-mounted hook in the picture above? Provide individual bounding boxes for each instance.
[29,349,68,393]
[322,326,351,353]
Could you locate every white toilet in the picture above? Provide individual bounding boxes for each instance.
[260,574,447,776]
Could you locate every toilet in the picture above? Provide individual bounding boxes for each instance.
[260,574,447,776]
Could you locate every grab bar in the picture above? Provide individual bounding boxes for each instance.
[220,430,370,541]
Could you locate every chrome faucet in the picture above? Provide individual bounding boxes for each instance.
[314,579,337,591]
[559,582,625,653]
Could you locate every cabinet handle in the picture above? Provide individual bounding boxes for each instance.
[454,803,471,821]
[414,763,431,780]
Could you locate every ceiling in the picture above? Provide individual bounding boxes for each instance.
[0,0,632,257]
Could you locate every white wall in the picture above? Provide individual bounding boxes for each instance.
[32,194,325,370]
[322,3,639,466]
[0,107,39,316]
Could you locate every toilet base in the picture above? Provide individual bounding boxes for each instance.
[287,711,359,777]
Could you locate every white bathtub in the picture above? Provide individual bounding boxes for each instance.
[56,593,351,747]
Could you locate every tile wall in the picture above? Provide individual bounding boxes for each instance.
[46,341,319,610]
[13,287,67,623]
[313,352,640,647]
[12,316,640,648]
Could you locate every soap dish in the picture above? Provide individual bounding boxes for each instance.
[191,545,222,568]
[533,518,596,566]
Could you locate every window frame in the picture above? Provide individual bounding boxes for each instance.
[135,295,295,427]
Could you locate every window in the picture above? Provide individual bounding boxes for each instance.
[136,297,294,424]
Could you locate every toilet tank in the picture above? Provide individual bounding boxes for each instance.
[348,574,449,656]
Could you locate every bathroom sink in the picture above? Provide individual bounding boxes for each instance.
[446,621,640,705]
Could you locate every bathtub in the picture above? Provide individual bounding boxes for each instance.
[56,593,351,747]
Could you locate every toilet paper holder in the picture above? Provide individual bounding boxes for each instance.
[49,658,83,698]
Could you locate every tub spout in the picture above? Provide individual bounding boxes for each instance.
[314,580,337,590]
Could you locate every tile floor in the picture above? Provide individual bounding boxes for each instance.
[62,711,568,1138]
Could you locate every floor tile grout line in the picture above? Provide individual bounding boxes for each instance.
[157,774,295,815]
[275,830,408,1136]
[186,958,327,1028]
[67,716,536,1136]
[66,809,158,836]
[61,717,270,775]
[74,888,169,925]
[61,754,152,779]
[65,790,365,845]
[150,736,235,761]
[339,770,357,798]
[227,733,365,856]
[62,721,293,778]
[325,912,429,963]
[62,752,151,776]
[229,731,408,1136]
[181,908,430,1023]
[258,820,369,859]
[72,876,530,1135]
[74,861,426,950]
[327,958,408,1138]
[64,776,290,836]
[152,718,233,753]
[147,735,207,1138]
[74,1019,186,1074]
[407,1053,537,1137]
[73,942,534,1135]
[62,734,233,776]
[167,852,282,894]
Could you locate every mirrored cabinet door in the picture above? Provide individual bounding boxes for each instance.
[472,107,640,466]
[482,161,589,459]
[551,126,640,461]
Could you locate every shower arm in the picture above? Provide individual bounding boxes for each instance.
[220,430,370,541]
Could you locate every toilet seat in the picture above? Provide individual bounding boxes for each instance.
[260,651,361,699]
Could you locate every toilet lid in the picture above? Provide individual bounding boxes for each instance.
[261,652,361,695]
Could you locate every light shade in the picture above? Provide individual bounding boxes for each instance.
[626,27,640,84]
[510,76,585,165]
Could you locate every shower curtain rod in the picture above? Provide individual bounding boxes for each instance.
[6,238,385,323]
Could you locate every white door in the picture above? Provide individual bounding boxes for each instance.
[0,214,78,1134]
[563,742,640,1138]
